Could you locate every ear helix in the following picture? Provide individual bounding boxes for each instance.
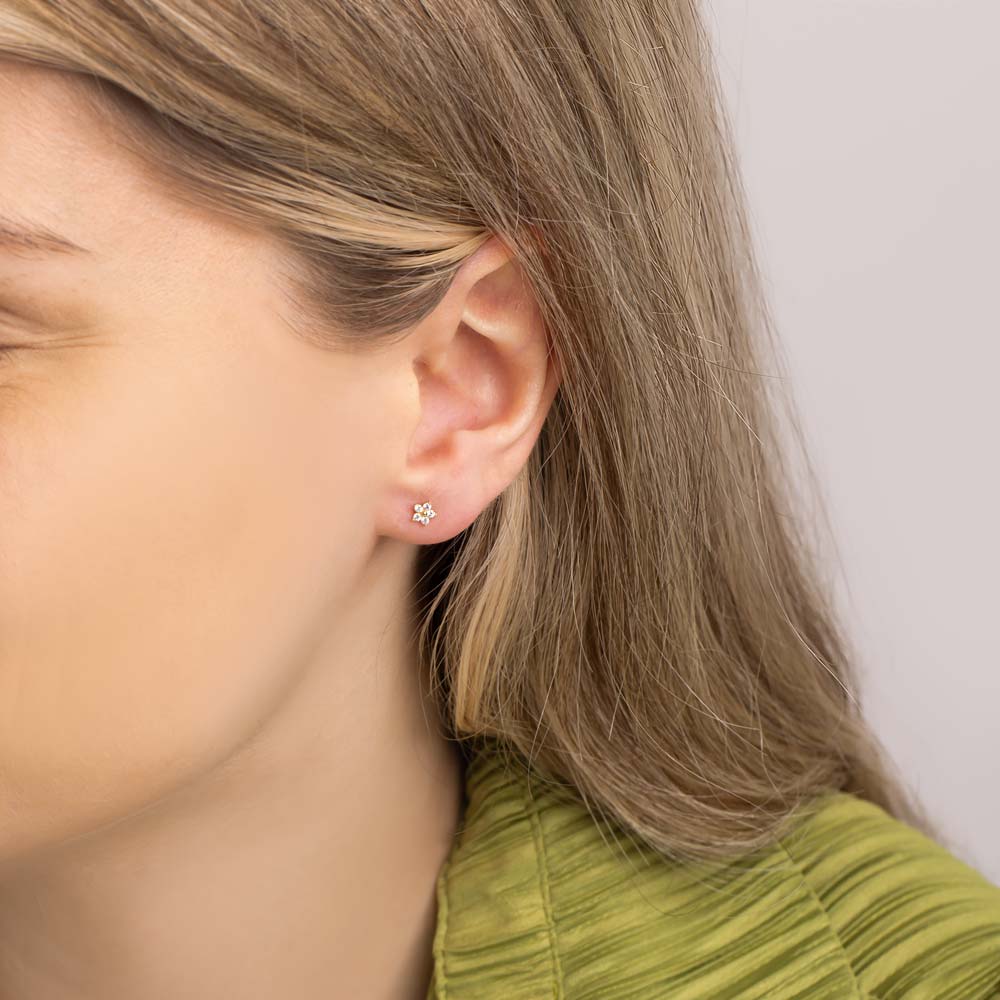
[411,501,437,526]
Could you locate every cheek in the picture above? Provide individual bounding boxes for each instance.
[0,347,372,863]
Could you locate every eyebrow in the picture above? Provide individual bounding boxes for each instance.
[0,213,92,256]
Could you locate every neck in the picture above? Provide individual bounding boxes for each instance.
[0,543,465,1000]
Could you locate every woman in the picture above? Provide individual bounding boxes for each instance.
[0,1,996,997]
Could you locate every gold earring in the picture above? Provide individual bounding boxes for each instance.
[412,501,437,526]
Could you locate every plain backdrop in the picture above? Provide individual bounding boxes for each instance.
[705,1,999,883]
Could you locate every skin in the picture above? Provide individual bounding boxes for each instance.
[0,59,559,999]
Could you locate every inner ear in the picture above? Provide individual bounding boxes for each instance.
[408,318,511,467]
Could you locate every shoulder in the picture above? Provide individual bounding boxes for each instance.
[777,791,1000,998]
[430,745,1000,999]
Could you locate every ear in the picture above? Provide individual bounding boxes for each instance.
[375,233,561,542]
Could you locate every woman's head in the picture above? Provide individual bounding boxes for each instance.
[0,0,918,865]
[0,53,558,865]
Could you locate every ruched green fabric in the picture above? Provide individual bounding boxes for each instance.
[427,741,1000,998]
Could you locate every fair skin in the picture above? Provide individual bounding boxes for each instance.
[0,59,559,1000]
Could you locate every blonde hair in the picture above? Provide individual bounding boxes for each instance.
[1,0,925,858]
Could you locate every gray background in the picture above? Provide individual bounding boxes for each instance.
[707,1,999,882]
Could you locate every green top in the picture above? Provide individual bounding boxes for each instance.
[427,741,1000,998]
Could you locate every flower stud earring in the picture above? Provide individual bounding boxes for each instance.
[412,501,437,526]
